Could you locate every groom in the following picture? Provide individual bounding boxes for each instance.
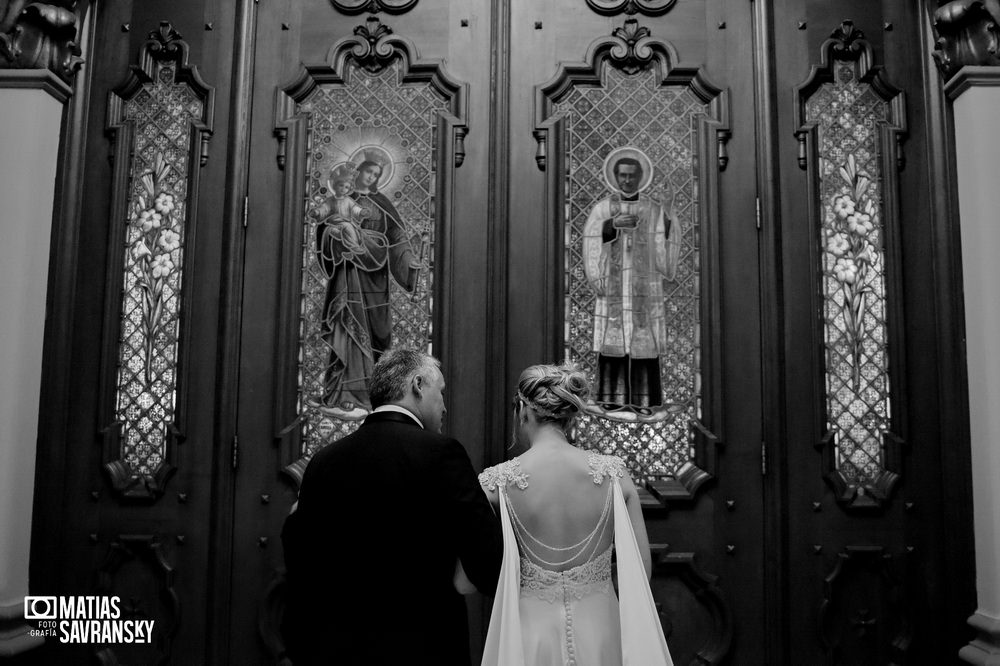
[282,349,502,665]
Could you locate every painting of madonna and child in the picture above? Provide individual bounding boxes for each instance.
[297,129,433,449]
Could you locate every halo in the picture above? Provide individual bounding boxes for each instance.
[350,145,396,192]
[325,162,358,195]
[602,146,654,194]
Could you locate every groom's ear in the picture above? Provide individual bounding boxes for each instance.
[411,373,424,398]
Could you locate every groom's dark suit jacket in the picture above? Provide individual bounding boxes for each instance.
[281,411,503,665]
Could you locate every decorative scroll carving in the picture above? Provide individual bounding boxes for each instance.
[0,0,83,81]
[932,0,1000,80]
[273,17,467,487]
[608,18,656,75]
[101,22,215,500]
[819,546,912,664]
[534,20,728,494]
[793,21,907,510]
[345,14,396,73]
[94,536,180,665]
[330,0,418,14]
[586,0,677,17]
[650,547,734,664]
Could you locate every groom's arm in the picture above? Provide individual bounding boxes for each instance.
[440,438,503,596]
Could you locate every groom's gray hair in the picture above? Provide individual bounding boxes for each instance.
[369,348,440,408]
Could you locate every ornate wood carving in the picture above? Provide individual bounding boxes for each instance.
[273,16,468,487]
[650,546,734,664]
[932,0,1000,80]
[101,22,215,500]
[819,546,912,664]
[585,0,676,17]
[535,18,730,171]
[0,0,83,82]
[330,0,418,15]
[534,18,729,502]
[608,18,656,75]
[793,20,907,510]
[94,536,180,665]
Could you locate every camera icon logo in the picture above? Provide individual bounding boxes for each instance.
[24,596,57,620]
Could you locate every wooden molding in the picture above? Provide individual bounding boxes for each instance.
[0,67,72,101]
[585,0,676,17]
[651,546,734,664]
[819,546,913,663]
[329,0,418,15]
[100,21,215,501]
[793,20,908,510]
[94,536,179,664]
[944,63,1000,98]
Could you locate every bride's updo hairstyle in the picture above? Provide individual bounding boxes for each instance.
[516,363,591,428]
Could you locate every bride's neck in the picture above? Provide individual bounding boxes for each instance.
[529,424,571,449]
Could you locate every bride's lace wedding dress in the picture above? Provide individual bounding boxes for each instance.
[479,453,673,666]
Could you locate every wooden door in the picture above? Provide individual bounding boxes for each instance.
[769,1,976,663]
[231,1,499,663]
[27,2,242,663]
[501,1,766,663]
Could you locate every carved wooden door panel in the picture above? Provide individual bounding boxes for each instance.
[770,2,968,663]
[231,1,498,663]
[502,1,766,663]
[28,3,241,664]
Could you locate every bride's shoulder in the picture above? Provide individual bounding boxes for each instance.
[585,451,627,485]
[478,457,530,492]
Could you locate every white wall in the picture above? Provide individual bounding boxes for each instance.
[954,82,1000,629]
[0,87,62,613]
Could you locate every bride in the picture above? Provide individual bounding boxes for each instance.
[472,363,673,666]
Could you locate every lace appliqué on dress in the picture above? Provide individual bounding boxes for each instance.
[519,545,614,603]
[479,458,530,491]
[587,452,626,485]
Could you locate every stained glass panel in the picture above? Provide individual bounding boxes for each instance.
[296,61,446,456]
[806,63,892,487]
[114,65,202,476]
[556,65,705,484]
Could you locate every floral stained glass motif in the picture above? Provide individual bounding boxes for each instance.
[556,66,706,484]
[114,66,203,476]
[806,63,892,487]
[295,60,447,456]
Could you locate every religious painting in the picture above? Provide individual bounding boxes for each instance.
[307,140,429,417]
[582,146,680,414]
[554,64,717,484]
[291,64,449,455]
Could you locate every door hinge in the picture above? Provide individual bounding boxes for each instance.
[242,196,249,228]
[761,440,767,476]
[755,196,762,230]
[232,434,239,470]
